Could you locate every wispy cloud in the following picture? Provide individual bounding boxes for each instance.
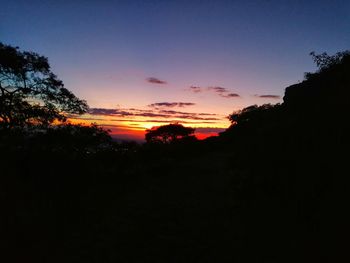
[88,107,223,121]
[147,77,167,84]
[148,102,196,108]
[189,85,240,98]
[108,119,218,124]
[89,108,133,116]
[221,93,240,98]
[189,86,202,93]
[208,86,228,93]
[255,94,280,99]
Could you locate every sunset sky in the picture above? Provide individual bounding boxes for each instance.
[1,0,349,140]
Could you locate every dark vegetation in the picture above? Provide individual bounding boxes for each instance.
[145,123,196,143]
[1,44,349,262]
[0,43,88,128]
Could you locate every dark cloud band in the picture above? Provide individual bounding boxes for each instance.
[89,107,223,121]
[255,94,280,99]
[147,77,167,84]
[189,85,240,98]
[148,102,196,108]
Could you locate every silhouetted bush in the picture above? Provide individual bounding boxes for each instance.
[145,123,196,143]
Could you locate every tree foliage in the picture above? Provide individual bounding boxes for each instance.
[228,103,278,125]
[304,50,350,79]
[0,42,88,128]
[145,123,196,143]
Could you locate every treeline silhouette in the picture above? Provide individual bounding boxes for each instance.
[1,45,349,262]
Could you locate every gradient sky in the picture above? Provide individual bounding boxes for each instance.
[1,0,349,140]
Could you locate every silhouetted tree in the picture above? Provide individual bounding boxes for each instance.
[228,103,279,126]
[304,50,350,79]
[0,42,88,128]
[145,123,195,143]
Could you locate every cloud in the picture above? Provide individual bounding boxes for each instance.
[88,107,223,121]
[147,77,167,84]
[208,87,240,98]
[158,110,220,120]
[221,93,240,98]
[178,102,196,107]
[208,86,228,93]
[189,85,239,98]
[189,86,202,93]
[198,113,218,116]
[127,119,217,124]
[255,94,280,99]
[148,102,196,108]
[178,115,219,121]
[89,108,133,116]
[158,110,191,115]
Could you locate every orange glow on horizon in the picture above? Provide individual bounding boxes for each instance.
[68,113,227,142]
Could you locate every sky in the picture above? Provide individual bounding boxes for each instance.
[1,0,349,140]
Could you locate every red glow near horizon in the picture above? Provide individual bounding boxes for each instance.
[109,129,220,141]
[195,132,219,140]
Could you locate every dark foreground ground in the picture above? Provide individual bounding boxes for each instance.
[1,128,348,263]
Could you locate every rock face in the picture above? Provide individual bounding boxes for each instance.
[283,54,350,116]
